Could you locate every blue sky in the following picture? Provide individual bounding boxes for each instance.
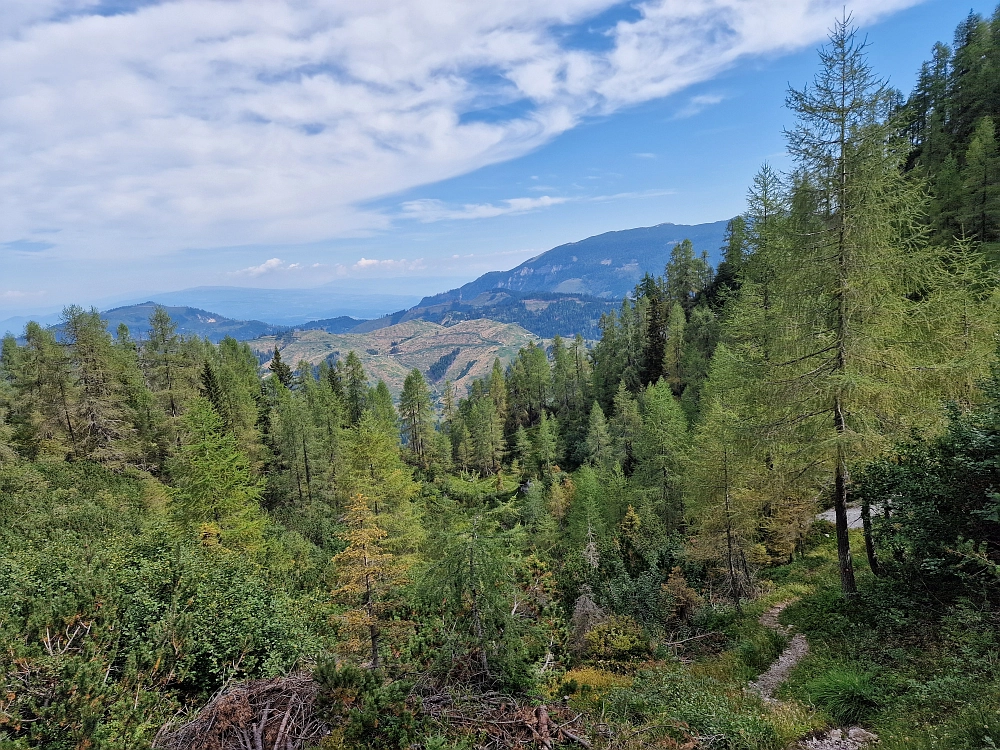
[1,0,997,319]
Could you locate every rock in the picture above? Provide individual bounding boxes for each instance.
[848,727,878,744]
[828,729,842,741]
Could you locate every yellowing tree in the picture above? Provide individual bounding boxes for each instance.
[332,492,404,670]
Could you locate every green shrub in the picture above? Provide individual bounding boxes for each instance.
[881,703,1000,750]
[314,662,420,750]
[605,668,783,750]
[584,615,649,661]
[804,666,880,724]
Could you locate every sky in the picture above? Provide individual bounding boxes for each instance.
[2,0,997,320]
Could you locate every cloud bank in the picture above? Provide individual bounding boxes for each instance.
[0,0,921,259]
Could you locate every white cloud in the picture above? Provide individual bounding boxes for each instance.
[352,257,426,272]
[0,0,921,259]
[675,93,725,118]
[233,257,304,276]
[401,195,568,222]
[402,189,671,222]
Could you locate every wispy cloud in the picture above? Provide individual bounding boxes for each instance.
[402,189,673,222]
[633,152,657,159]
[401,196,569,222]
[0,0,921,260]
[675,93,726,119]
[352,257,426,272]
[1,239,54,253]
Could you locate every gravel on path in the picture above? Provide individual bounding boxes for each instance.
[749,600,808,700]
[749,600,880,749]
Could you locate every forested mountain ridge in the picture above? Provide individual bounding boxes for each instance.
[351,290,618,340]
[417,220,730,303]
[62,302,286,343]
[2,12,1000,750]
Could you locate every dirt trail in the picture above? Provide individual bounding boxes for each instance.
[750,599,879,749]
[749,599,808,701]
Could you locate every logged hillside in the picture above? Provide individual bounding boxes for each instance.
[352,290,617,339]
[251,319,539,395]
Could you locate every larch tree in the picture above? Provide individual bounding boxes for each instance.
[399,368,435,467]
[332,492,403,671]
[775,16,939,594]
[584,402,613,469]
[343,351,368,426]
[144,305,195,420]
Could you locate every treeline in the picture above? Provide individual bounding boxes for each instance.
[903,8,1000,257]
[2,13,1000,750]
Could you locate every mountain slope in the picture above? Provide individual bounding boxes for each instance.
[395,290,618,339]
[96,303,285,342]
[418,220,730,305]
[250,319,539,396]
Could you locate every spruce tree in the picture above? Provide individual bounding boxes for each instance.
[268,346,294,388]
[399,369,434,467]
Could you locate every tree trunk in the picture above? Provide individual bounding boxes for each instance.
[833,401,857,596]
[861,498,882,576]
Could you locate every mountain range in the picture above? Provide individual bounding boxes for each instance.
[2,219,729,344]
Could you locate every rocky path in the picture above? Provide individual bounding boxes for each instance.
[749,600,809,701]
[750,599,879,750]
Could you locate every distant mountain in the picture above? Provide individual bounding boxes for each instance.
[348,220,731,339]
[250,319,539,397]
[418,220,730,305]
[134,283,430,325]
[91,303,286,343]
[356,290,617,340]
[294,316,368,334]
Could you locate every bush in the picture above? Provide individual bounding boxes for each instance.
[584,615,649,662]
[804,666,880,725]
[314,662,420,750]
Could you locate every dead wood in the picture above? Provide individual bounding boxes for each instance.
[153,672,327,750]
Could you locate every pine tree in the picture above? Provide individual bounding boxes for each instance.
[167,398,266,553]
